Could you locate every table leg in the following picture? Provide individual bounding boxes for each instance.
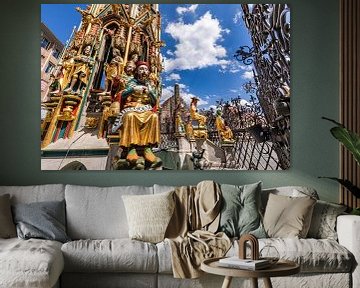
[251,278,258,288]
[221,276,233,288]
[263,277,273,288]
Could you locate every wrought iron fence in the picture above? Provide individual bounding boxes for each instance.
[234,4,291,169]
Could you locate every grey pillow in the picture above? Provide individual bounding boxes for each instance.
[218,182,266,238]
[307,200,347,240]
[0,194,16,238]
[12,200,70,243]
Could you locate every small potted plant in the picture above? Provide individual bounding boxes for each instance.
[320,117,360,215]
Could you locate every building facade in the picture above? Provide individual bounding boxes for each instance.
[40,22,64,102]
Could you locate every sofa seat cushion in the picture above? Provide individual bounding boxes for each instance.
[227,238,354,273]
[157,238,354,274]
[0,238,64,288]
[62,239,158,273]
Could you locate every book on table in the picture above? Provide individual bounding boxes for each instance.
[218,257,271,270]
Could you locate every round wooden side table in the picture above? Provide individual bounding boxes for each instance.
[201,257,300,288]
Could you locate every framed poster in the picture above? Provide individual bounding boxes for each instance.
[40,4,290,170]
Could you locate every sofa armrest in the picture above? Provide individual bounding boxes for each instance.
[337,215,360,288]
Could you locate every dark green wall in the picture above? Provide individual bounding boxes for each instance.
[0,0,340,203]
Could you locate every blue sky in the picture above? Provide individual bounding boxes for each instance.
[41,4,254,110]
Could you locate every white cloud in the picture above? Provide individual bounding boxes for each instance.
[165,73,181,81]
[223,28,231,34]
[178,83,187,90]
[219,61,254,74]
[166,50,174,56]
[241,71,254,80]
[233,10,243,24]
[164,11,230,72]
[176,4,198,15]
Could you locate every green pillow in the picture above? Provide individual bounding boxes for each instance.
[218,182,266,238]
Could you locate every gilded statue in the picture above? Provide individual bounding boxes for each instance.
[186,120,194,140]
[108,61,137,117]
[148,64,159,90]
[215,110,235,143]
[117,61,161,168]
[76,6,95,27]
[119,61,136,91]
[48,74,61,95]
[64,45,94,94]
[102,56,122,95]
[175,112,185,135]
[190,97,207,127]
[59,49,77,91]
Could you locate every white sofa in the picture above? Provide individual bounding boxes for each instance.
[0,184,359,288]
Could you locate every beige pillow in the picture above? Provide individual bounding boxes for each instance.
[0,194,17,238]
[263,193,316,238]
[122,191,175,243]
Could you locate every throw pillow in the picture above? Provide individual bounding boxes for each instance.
[307,200,347,240]
[122,191,175,243]
[263,193,316,238]
[218,182,266,238]
[0,194,16,238]
[12,200,70,243]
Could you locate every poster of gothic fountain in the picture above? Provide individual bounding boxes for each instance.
[40,4,290,170]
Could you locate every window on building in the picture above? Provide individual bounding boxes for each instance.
[44,62,55,73]
[41,80,47,91]
[41,37,51,49]
[52,48,60,59]
[41,55,45,66]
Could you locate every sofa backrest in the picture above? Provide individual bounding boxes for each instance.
[261,186,319,212]
[65,184,154,239]
[153,184,177,194]
[0,184,65,204]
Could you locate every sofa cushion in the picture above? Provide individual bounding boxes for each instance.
[263,193,316,238]
[156,241,173,274]
[122,191,175,243]
[0,184,65,204]
[218,182,266,238]
[157,237,353,274]
[61,273,157,288]
[0,238,64,288]
[307,200,347,240]
[261,186,319,213]
[225,238,354,273]
[12,200,70,243]
[263,238,353,273]
[153,184,177,194]
[61,239,158,273]
[0,194,16,238]
[65,185,154,239]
